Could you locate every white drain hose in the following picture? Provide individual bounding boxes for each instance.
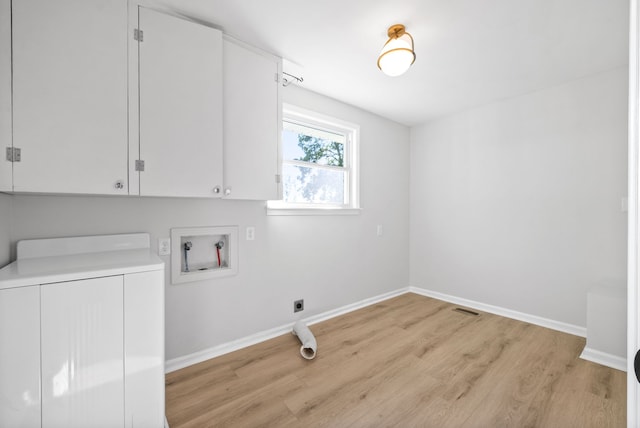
[292,321,317,360]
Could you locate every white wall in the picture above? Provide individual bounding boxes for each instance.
[5,84,410,360]
[410,67,628,327]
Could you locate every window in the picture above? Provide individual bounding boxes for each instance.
[268,104,360,215]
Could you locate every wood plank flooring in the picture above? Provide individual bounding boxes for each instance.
[165,293,626,427]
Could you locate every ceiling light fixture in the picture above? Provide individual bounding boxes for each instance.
[377,24,416,77]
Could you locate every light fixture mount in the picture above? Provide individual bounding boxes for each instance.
[387,24,407,38]
[377,23,416,77]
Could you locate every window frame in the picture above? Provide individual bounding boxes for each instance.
[267,104,360,215]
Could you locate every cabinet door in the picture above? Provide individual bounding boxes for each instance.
[124,270,164,428]
[223,38,281,200]
[41,276,124,428]
[0,286,41,428]
[136,7,223,197]
[11,0,128,194]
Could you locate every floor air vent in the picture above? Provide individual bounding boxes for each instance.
[453,307,480,316]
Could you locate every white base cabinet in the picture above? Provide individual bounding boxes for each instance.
[42,276,125,428]
[0,234,165,428]
[124,270,165,428]
[0,286,40,428]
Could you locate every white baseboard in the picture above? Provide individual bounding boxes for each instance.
[166,286,595,373]
[303,287,409,326]
[580,347,627,372]
[165,287,409,373]
[409,286,587,337]
[164,323,294,373]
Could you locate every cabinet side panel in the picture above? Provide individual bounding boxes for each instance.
[41,276,124,428]
[0,286,41,428]
[124,269,165,428]
[0,0,11,191]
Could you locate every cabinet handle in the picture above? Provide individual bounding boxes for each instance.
[213,186,221,194]
[115,180,125,190]
[224,187,232,196]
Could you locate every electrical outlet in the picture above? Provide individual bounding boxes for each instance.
[158,237,171,256]
[246,226,255,241]
[377,225,383,237]
[294,299,304,313]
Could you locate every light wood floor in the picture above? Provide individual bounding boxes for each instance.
[165,293,626,427]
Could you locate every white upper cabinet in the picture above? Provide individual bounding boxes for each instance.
[132,6,224,198]
[4,1,280,199]
[0,0,11,192]
[223,38,281,200]
[11,0,129,194]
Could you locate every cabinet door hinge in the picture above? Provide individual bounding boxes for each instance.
[274,73,279,83]
[275,174,281,184]
[134,29,144,42]
[135,160,145,172]
[5,147,21,162]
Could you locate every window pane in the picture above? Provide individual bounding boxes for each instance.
[282,125,345,167]
[282,128,307,161]
[282,164,345,204]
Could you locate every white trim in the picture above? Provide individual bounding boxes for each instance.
[266,205,362,216]
[580,347,627,372]
[271,104,360,212]
[303,288,408,327]
[165,322,295,373]
[282,104,360,137]
[166,286,599,373]
[409,286,587,337]
[164,287,408,373]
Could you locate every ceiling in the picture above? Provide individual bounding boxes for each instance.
[169,0,629,127]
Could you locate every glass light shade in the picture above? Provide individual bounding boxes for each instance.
[377,32,416,77]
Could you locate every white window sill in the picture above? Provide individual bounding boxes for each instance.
[266,204,362,216]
